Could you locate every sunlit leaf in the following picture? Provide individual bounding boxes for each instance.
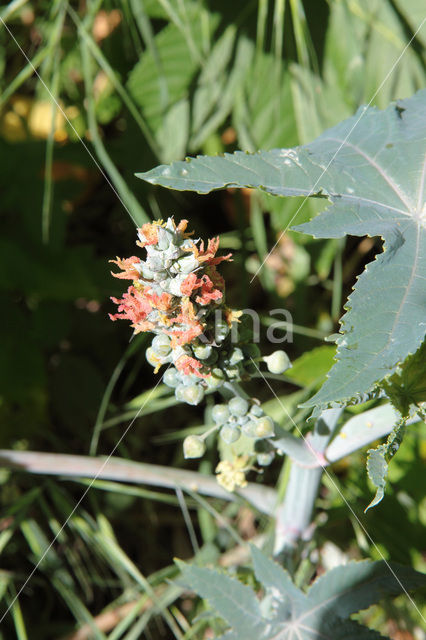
[138,90,426,410]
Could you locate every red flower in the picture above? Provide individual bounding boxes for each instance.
[175,355,205,377]
[110,256,141,280]
[180,272,223,305]
[195,275,223,305]
[109,285,173,334]
[184,237,232,266]
[167,298,204,347]
[136,221,160,247]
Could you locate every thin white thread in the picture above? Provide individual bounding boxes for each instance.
[0,16,139,227]
[251,358,426,624]
[0,371,167,624]
[250,15,426,282]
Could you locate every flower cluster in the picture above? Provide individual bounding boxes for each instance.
[110,218,256,404]
[110,217,290,490]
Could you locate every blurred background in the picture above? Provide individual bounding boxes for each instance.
[0,1,425,638]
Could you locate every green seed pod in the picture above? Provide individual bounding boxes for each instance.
[212,404,230,424]
[225,365,241,379]
[220,424,241,444]
[255,416,275,438]
[249,404,264,418]
[192,344,213,360]
[146,346,163,368]
[215,320,229,343]
[228,396,249,417]
[256,451,275,466]
[243,361,258,376]
[175,384,187,403]
[152,334,172,358]
[243,343,261,358]
[229,347,244,365]
[205,368,225,389]
[163,367,180,388]
[203,349,218,366]
[183,435,206,459]
[179,384,204,406]
[242,420,258,438]
[263,350,291,374]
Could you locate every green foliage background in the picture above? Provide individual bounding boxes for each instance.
[0,1,424,638]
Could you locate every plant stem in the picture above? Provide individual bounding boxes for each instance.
[273,408,343,555]
[0,450,276,516]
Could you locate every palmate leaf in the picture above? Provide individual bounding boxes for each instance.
[138,90,426,410]
[178,548,426,639]
[175,560,265,639]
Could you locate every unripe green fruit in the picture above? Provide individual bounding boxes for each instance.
[205,368,225,389]
[243,343,261,358]
[243,362,257,376]
[179,384,204,406]
[255,416,275,438]
[192,344,212,360]
[175,384,187,403]
[229,347,244,365]
[228,396,249,417]
[212,404,230,424]
[152,334,172,358]
[203,350,218,366]
[257,451,275,466]
[219,424,241,444]
[215,320,229,343]
[146,346,162,368]
[249,404,264,418]
[163,367,180,388]
[225,364,242,379]
[242,420,258,438]
[183,435,206,459]
[263,350,291,374]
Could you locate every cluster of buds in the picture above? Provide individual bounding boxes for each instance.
[110,218,290,491]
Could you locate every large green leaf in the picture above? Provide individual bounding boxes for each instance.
[323,0,425,111]
[138,90,426,409]
[178,548,426,639]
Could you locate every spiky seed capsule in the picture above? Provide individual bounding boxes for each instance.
[228,396,249,417]
[264,350,291,374]
[183,435,206,459]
